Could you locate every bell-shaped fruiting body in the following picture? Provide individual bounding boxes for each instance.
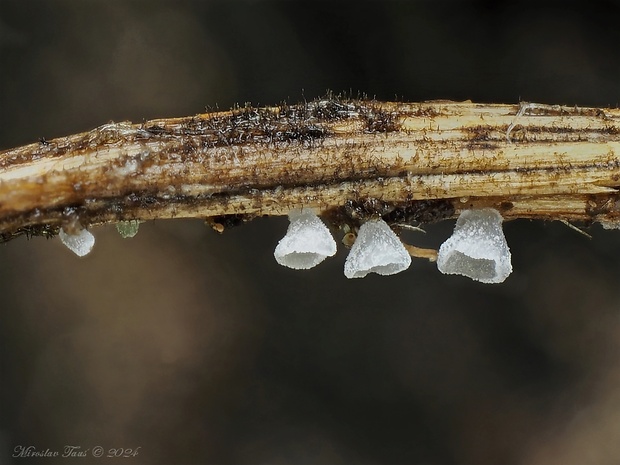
[274,209,337,270]
[59,227,95,257]
[437,208,512,283]
[116,220,140,238]
[344,218,412,279]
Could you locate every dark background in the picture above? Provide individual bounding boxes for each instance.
[2,1,620,464]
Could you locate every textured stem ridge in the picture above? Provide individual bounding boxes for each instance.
[2,98,620,242]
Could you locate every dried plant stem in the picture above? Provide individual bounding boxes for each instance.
[2,99,620,242]
[403,244,438,262]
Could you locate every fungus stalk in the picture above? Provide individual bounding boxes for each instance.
[2,99,620,243]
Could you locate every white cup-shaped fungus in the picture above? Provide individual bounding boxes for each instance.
[274,209,337,270]
[437,208,512,283]
[59,227,95,257]
[344,218,411,279]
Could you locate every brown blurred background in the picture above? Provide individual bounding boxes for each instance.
[2,1,620,464]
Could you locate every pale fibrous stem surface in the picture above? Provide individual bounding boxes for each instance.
[2,98,620,242]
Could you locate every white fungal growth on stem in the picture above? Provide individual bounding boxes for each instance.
[59,227,95,257]
[344,218,412,279]
[437,208,512,284]
[274,209,337,269]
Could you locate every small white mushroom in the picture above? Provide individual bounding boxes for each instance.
[116,220,140,238]
[59,227,95,257]
[274,209,337,270]
[344,218,411,279]
[437,208,512,283]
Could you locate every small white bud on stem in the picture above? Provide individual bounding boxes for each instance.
[59,227,95,257]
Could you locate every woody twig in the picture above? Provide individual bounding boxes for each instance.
[2,98,620,243]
